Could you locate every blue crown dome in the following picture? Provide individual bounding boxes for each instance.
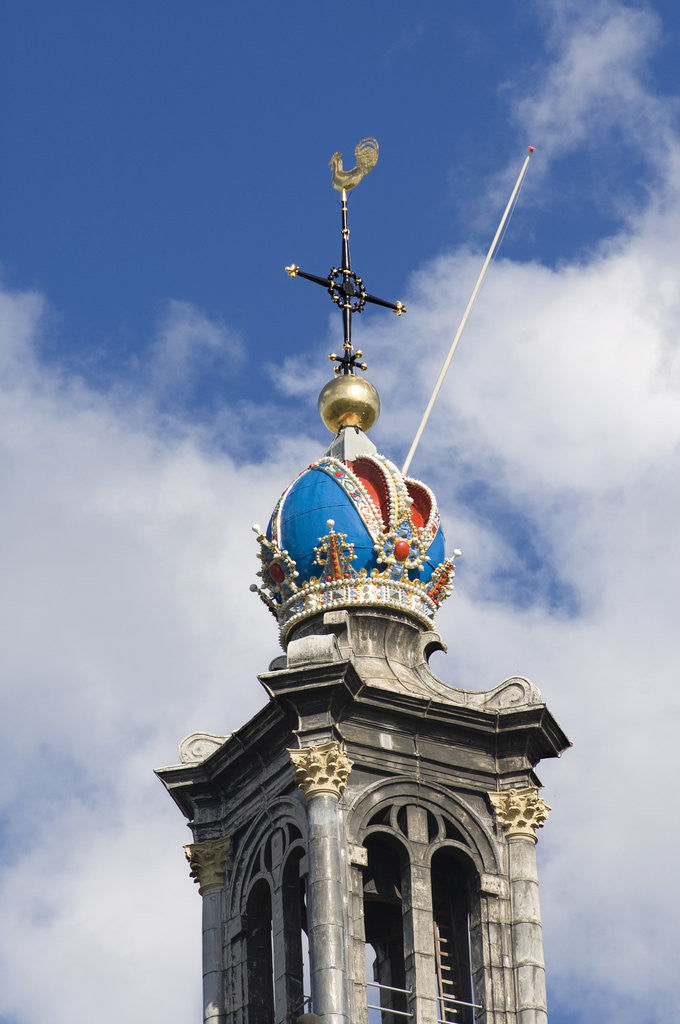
[269,466,377,581]
[267,454,445,588]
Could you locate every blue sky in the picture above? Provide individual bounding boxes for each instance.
[4,0,676,425]
[1,3,679,1023]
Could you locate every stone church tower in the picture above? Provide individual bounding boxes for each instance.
[156,166,569,1024]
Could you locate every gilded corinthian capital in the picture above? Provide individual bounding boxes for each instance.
[489,787,550,843]
[288,741,353,800]
[184,835,231,894]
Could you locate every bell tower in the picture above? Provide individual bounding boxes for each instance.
[156,141,569,1024]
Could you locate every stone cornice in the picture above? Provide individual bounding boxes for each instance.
[489,787,550,843]
[184,835,231,894]
[288,740,353,800]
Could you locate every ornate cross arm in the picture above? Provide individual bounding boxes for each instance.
[285,157,405,375]
[285,264,405,315]
[363,292,406,315]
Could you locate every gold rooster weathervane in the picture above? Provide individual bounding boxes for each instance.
[329,136,379,191]
[285,137,405,377]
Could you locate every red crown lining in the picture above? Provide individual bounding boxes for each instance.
[346,458,390,529]
[405,480,431,529]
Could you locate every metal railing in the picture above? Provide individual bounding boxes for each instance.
[437,992,484,1011]
[366,980,414,1018]
[364,981,484,1020]
[296,981,484,1021]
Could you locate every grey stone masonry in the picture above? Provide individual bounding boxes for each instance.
[184,836,231,1024]
[507,839,547,1024]
[305,792,349,1024]
[156,608,570,1024]
[202,889,226,1024]
[402,806,439,1024]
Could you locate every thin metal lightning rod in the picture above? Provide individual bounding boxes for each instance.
[401,146,535,476]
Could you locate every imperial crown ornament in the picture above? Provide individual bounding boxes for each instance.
[251,139,459,645]
[252,453,458,644]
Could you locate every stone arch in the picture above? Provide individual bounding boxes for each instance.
[362,830,411,1019]
[347,779,498,1024]
[345,777,500,878]
[223,797,309,1024]
[430,844,477,1024]
[245,877,274,1024]
[227,796,307,920]
[280,842,309,1019]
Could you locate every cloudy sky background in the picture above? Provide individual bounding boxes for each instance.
[1,2,678,1023]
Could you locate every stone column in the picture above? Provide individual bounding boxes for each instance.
[489,789,550,1024]
[289,741,353,1024]
[185,836,232,1024]
[403,805,438,1024]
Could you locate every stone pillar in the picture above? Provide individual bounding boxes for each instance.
[289,741,353,1024]
[185,836,231,1024]
[346,843,370,1024]
[403,806,438,1024]
[489,789,550,1024]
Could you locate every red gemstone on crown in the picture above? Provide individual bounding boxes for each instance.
[394,539,410,561]
[268,562,285,584]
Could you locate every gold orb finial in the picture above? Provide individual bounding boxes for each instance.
[318,375,381,434]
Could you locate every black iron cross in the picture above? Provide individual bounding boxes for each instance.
[285,189,405,376]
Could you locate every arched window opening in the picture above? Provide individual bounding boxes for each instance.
[281,848,309,1021]
[431,849,474,1024]
[365,942,382,1024]
[363,835,408,1022]
[301,925,311,1016]
[246,879,274,1024]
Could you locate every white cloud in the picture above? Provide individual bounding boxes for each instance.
[480,0,679,232]
[516,2,666,155]
[147,298,244,400]
[0,290,307,1024]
